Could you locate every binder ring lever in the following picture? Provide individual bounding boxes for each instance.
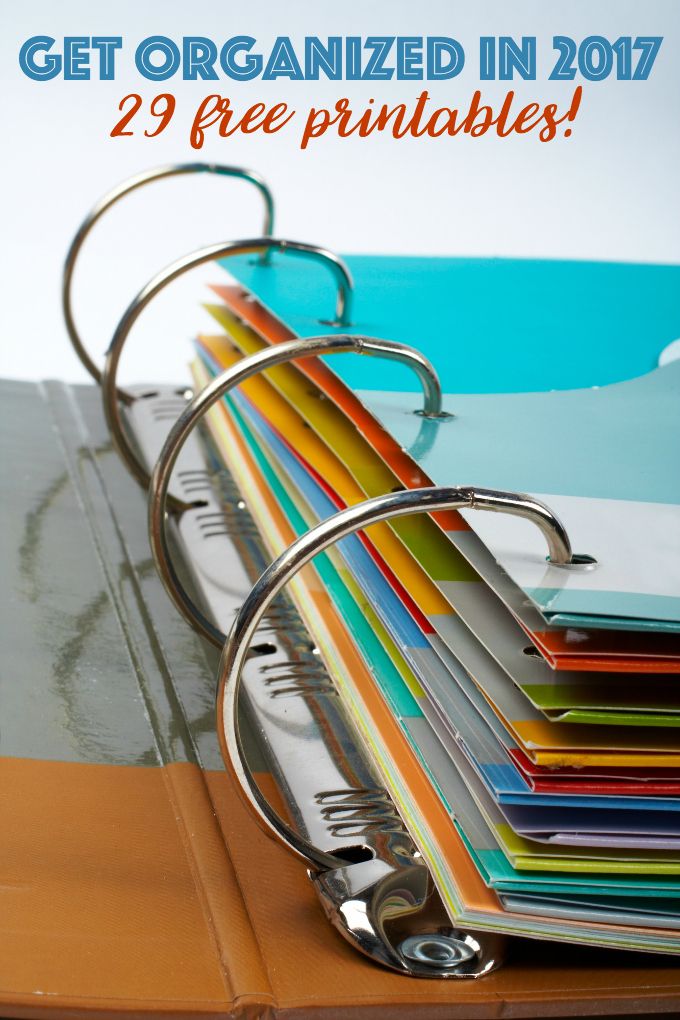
[148,335,443,647]
[63,163,275,386]
[102,238,354,479]
[216,485,575,873]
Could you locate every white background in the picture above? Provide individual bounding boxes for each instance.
[1,0,678,387]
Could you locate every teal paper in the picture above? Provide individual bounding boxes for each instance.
[221,254,680,394]
[355,361,680,627]
[357,360,680,506]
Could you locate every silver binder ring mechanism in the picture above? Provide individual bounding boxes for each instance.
[217,486,574,867]
[63,163,275,389]
[214,486,570,975]
[102,238,354,484]
[148,335,443,647]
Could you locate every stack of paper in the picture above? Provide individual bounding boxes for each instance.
[192,253,680,953]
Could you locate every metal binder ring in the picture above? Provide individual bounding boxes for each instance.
[148,335,443,647]
[102,238,354,482]
[63,163,275,386]
[215,485,574,870]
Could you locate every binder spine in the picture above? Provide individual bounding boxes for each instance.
[100,238,355,486]
[63,162,275,385]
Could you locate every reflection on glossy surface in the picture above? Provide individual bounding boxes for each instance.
[313,857,504,977]
[1,381,219,767]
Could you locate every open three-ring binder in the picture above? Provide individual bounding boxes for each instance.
[3,163,680,1018]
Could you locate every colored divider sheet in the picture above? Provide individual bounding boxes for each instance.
[190,355,680,952]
